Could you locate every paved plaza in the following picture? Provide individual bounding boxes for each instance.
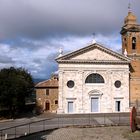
[17,126,140,140]
[45,126,129,140]
[0,113,130,139]
[0,113,137,140]
[0,113,140,140]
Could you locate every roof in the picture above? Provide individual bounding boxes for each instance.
[124,11,137,25]
[35,77,58,88]
[56,42,131,64]
[121,11,140,34]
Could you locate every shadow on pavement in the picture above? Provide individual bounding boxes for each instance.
[14,129,57,140]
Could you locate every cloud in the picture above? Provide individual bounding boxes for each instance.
[0,56,13,64]
[0,0,140,39]
[0,35,122,79]
[0,0,139,79]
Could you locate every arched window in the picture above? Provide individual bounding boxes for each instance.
[85,73,104,83]
[132,37,136,50]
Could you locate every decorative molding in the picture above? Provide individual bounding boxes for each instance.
[88,90,103,96]
[114,97,124,99]
[56,43,131,62]
[57,60,130,64]
[66,98,77,100]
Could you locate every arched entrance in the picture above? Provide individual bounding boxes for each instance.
[45,101,50,111]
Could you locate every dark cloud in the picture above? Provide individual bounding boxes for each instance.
[0,0,140,40]
[0,55,14,64]
[33,58,43,64]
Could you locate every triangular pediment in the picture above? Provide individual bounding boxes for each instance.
[70,48,120,61]
[56,43,131,64]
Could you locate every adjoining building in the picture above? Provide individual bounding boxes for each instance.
[120,10,140,108]
[56,9,140,114]
[35,74,58,113]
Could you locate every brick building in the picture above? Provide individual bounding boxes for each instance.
[120,10,140,107]
[35,75,58,113]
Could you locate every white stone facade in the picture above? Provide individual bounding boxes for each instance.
[56,43,130,114]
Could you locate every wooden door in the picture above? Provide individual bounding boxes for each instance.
[45,102,50,111]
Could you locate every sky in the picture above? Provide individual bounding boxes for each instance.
[0,0,140,80]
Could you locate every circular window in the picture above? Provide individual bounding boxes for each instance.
[114,80,121,88]
[67,80,74,88]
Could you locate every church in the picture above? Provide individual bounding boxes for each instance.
[56,9,140,113]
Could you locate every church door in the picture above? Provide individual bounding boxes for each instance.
[68,101,73,113]
[91,97,99,112]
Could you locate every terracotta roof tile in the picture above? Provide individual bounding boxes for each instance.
[35,78,58,88]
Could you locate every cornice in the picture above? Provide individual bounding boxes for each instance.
[57,60,130,64]
[127,54,140,57]
[120,24,140,34]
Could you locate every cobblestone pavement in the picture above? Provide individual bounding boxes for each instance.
[45,126,130,140]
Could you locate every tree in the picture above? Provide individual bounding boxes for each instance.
[0,67,34,117]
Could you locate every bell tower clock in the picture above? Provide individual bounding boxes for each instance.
[120,8,140,107]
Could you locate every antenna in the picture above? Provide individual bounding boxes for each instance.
[92,33,96,44]
[128,0,131,12]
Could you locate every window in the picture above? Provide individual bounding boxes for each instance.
[67,80,75,88]
[114,80,121,88]
[85,73,104,83]
[46,89,49,95]
[132,37,136,50]
[115,101,121,112]
[55,100,58,105]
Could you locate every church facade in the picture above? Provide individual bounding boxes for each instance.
[56,10,140,113]
[56,44,130,113]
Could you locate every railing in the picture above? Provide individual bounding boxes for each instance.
[0,113,130,140]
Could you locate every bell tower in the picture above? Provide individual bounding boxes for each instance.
[120,6,140,107]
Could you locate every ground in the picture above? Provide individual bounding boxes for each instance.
[44,126,140,140]
[0,112,140,140]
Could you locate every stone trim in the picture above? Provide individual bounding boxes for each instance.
[57,60,130,64]
[66,98,77,100]
[114,97,124,99]
[121,25,140,34]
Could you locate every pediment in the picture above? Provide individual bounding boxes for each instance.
[70,48,120,61]
[56,43,131,64]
